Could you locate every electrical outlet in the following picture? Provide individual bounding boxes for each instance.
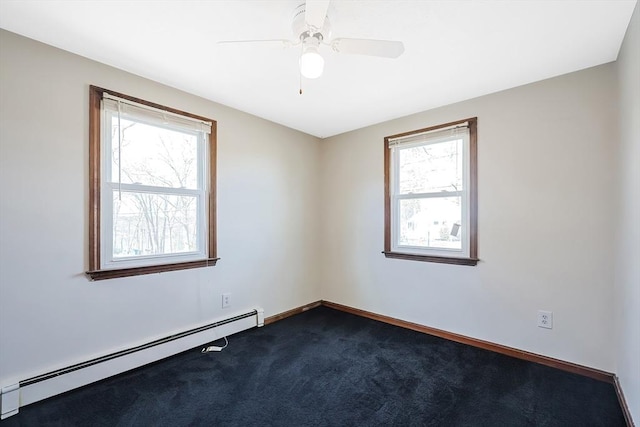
[537,310,553,329]
[221,293,231,308]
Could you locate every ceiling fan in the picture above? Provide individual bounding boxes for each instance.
[219,0,405,80]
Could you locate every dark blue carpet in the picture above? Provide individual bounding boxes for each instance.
[1,306,625,426]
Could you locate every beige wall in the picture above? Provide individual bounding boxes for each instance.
[320,63,619,371]
[0,29,322,385]
[615,2,640,422]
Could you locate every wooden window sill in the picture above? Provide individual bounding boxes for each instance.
[382,251,478,266]
[86,258,220,281]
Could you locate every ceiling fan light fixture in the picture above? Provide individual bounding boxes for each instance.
[300,41,324,79]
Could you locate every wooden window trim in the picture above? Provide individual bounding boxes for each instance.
[87,85,218,281]
[383,117,478,266]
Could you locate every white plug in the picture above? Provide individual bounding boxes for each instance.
[201,336,229,353]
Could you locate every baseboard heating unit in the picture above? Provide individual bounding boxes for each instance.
[1,308,264,419]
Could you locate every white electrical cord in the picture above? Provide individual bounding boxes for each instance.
[201,336,228,353]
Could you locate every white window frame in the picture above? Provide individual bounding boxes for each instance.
[390,132,470,258]
[100,99,209,269]
[384,118,478,265]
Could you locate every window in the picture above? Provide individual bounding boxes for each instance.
[87,86,218,280]
[383,118,477,265]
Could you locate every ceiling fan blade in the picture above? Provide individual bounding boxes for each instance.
[305,0,330,31]
[331,38,405,58]
[218,39,294,48]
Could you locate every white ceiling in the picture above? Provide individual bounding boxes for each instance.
[0,0,636,138]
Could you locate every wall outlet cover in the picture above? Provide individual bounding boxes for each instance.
[221,293,231,308]
[537,310,553,329]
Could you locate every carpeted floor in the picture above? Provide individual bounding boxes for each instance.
[1,306,625,426]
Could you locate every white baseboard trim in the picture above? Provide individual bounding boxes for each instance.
[1,308,264,419]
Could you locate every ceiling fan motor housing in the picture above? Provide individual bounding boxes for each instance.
[292,3,331,44]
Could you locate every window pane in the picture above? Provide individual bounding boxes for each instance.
[399,197,462,250]
[110,115,199,189]
[112,191,199,258]
[398,138,462,194]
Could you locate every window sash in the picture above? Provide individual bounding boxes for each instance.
[390,131,471,258]
[102,108,206,190]
[101,187,208,266]
[392,194,467,255]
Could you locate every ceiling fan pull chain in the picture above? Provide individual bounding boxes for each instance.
[299,43,304,95]
[299,68,303,95]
